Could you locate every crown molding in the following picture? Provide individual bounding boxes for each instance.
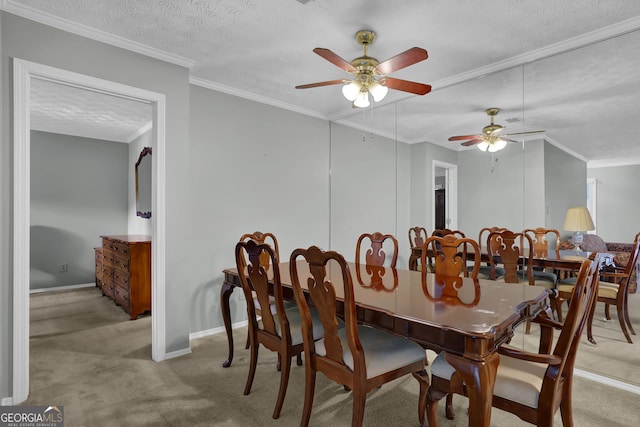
[0,0,195,69]
[126,121,153,144]
[189,76,328,120]
[430,15,640,91]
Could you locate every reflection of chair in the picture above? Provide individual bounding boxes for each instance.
[432,228,466,238]
[290,246,429,427]
[408,226,428,271]
[426,256,599,427]
[235,239,323,419]
[355,262,398,292]
[477,226,507,279]
[523,227,561,287]
[488,229,554,288]
[587,232,639,343]
[356,232,398,268]
[555,252,596,323]
[421,234,482,306]
[408,226,428,248]
[423,234,481,279]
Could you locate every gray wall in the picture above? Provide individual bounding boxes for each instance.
[2,11,192,399]
[588,165,640,242]
[544,142,588,237]
[30,131,129,289]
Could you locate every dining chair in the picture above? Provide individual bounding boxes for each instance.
[583,232,638,343]
[554,252,596,323]
[522,227,561,287]
[422,234,481,279]
[476,226,508,279]
[355,231,398,268]
[426,256,600,427]
[289,245,429,427]
[431,228,466,238]
[235,239,324,419]
[238,231,292,350]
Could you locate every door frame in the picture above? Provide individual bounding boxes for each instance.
[12,58,167,403]
[432,160,458,231]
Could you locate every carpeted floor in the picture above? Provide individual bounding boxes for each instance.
[25,286,640,426]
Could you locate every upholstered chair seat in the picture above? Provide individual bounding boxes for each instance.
[315,324,426,379]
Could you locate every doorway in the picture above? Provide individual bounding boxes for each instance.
[12,58,167,403]
[432,161,458,232]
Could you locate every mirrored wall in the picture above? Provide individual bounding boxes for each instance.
[329,27,640,387]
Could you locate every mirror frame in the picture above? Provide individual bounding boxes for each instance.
[135,146,152,219]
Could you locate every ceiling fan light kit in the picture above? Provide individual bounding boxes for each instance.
[296,30,431,108]
[448,108,545,153]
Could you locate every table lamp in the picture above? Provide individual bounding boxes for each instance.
[563,207,595,253]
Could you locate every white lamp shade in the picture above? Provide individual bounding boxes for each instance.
[353,90,370,108]
[563,207,595,231]
[342,81,361,101]
[369,80,388,102]
[476,141,489,151]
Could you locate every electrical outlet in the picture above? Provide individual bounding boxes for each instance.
[59,263,68,272]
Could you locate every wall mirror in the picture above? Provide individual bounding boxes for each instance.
[135,146,152,218]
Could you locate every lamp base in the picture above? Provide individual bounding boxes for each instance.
[570,232,584,254]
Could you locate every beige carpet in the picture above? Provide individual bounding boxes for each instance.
[25,286,640,426]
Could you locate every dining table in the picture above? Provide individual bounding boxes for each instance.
[410,245,614,273]
[220,261,552,427]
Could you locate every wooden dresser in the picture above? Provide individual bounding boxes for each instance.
[98,235,151,320]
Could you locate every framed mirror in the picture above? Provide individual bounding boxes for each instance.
[135,146,152,218]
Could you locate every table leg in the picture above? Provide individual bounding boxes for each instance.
[221,278,236,367]
[445,352,499,427]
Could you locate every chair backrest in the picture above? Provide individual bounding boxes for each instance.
[235,239,289,342]
[523,227,561,258]
[432,228,466,238]
[478,226,508,252]
[541,256,599,401]
[408,226,428,248]
[487,229,534,284]
[422,234,481,280]
[622,232,640,277]
[290,246,363,374]
[356,232,399,268]
[239,231,280,275]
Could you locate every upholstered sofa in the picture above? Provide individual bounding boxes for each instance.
[559,234,638,293]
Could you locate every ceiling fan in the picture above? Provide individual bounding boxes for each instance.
[448,108,546,152]
[295,30,431,108]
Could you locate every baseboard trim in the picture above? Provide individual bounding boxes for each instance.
[574,368,640,395]
[189,320,248,341]
[29,283,95,294]
[163,347,192,360]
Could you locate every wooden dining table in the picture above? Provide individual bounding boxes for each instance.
[220,261,551,427]
[409,245,614,273]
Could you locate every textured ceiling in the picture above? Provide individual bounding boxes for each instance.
[4,0,640,165]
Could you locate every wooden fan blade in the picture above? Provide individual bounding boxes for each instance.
[313,48,357,72]
[295,79,347,89]
[461,138,484,147]
[448,134,482,142]
[383,77,431,95]
[376,47,428,75]
[501,130,546,137]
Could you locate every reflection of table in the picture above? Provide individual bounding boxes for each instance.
[221,262,550,427]
[410,246,614,272]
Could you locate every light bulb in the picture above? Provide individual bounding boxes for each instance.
[369,80,388,102]
[477,141,489,151]
[494,139,507,151]
[354,91,370,108]
[342,81,361,101]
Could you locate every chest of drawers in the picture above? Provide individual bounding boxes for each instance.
[99,235,151,320]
